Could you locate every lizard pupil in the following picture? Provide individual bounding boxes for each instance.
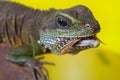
[57,17,67,27]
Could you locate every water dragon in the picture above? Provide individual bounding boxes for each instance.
[0,1,101,80]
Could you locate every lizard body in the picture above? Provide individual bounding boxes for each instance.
[0,1,100,80]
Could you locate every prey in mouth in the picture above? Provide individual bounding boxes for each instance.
[39,5,101,55]
[61,34,100,54]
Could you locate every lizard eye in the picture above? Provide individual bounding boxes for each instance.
[56,17,68,27]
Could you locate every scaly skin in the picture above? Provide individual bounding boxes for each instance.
[0,1,100,80]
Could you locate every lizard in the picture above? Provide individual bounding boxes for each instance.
[0,1,101,80]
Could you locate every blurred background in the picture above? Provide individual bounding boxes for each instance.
[11,0,120,80]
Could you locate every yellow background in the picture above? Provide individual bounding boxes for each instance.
[11,0,120,80]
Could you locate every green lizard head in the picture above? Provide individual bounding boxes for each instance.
[38,5,100,55]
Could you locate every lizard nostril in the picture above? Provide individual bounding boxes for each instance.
[85,24,90,28]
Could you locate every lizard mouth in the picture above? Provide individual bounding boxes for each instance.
[59,34,100,54]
